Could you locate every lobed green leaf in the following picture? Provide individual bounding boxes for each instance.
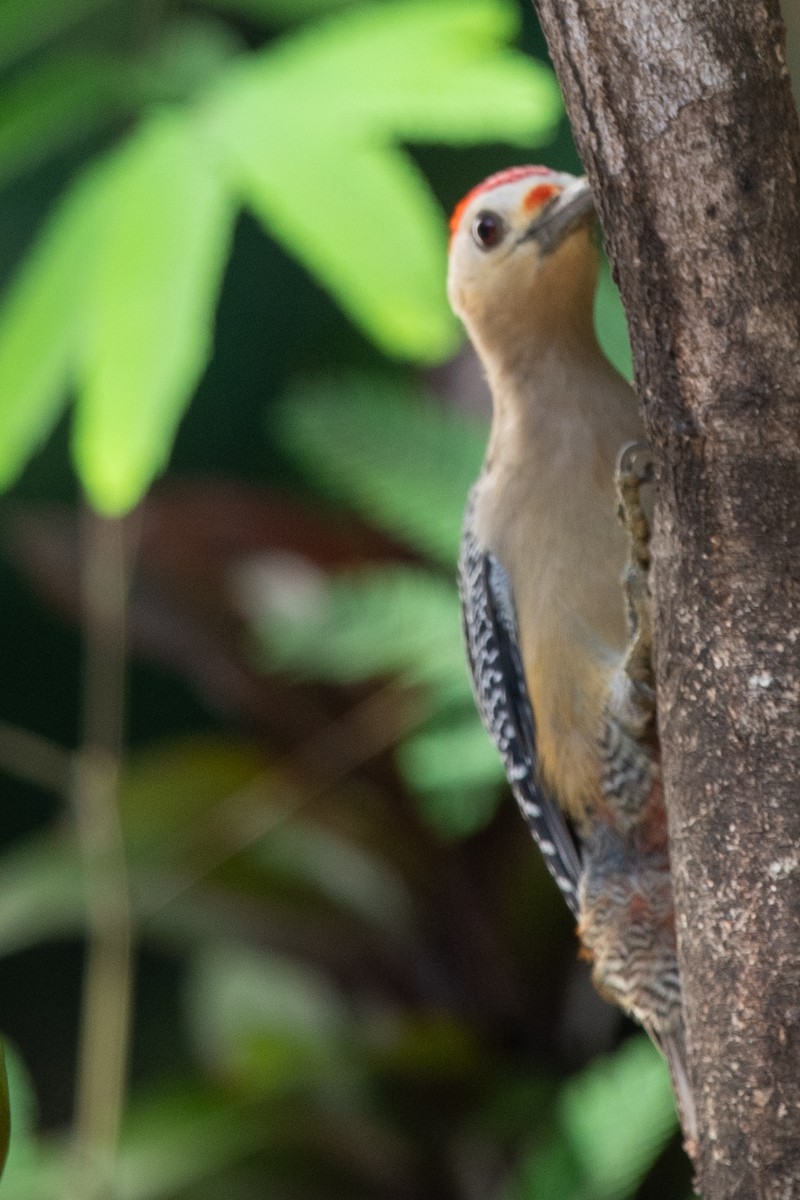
[217,0,560,143]
[210,0,561,359]
[73,112,235,513]
[277,374,485,565]
[0,0,559,505]
[0,164,102,490]
[260,564,468,700]
[227,133,459,361]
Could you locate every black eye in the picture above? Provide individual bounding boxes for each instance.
[471,210,506,250]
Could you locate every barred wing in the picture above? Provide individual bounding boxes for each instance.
[459,516,581,916]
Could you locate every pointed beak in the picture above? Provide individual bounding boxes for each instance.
[519,176,594,254]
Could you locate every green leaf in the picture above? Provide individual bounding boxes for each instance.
[204,0,362,26]
[184,950,424,1189]
[504,1037,677,1200]
[277,374,485,565]
[0,0,558,506]
[210,0,561,359]
[0,0,114,71]
[0,164,103,490]
[115,1086,262,1200]
[560,1037,676,1200]
[1,1045,36,1149]
[0,1042,9,1181]
[0,0,558,503]
[0,107,234,511]
[0,1147,63,1200]
[0,1043,65,1200]
[262,0,561,146]
[217,0,561,144]
[255,562,486,839]
[0,831,85,956]
[260,565,469,702]
[0,54,125,185]
[399,720,504,795]
[240,138,459,361]
[129,16,246,107]
[506,1136,583,1200]
[397,719,504,836]
[411,780,501,838]
[73,111,235,513]
[187,944,351,1090]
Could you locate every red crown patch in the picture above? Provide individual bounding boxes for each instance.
[449,166,553,240]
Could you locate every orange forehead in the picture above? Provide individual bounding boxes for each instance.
[449,165,553,240]
[522,182,559,211]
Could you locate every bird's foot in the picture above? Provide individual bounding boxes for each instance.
[616,442,652,572]
[614,441,655,730]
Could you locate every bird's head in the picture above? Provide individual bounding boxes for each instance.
[447,166,597,365]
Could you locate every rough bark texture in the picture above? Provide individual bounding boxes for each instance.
[530,2,800,1196]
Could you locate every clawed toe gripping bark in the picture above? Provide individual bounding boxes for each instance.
[614,441,655,735]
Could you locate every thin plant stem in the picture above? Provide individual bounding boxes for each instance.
[70,509,138,1200]
[141,681,423,916]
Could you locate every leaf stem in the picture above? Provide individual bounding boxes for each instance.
[70,509,138,1199]
[141,681,423,915]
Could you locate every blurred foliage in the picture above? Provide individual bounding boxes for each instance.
[264,373,501,835]
[0,0,561,512]
[0,1041,9,1179]
[0,0,695,1197]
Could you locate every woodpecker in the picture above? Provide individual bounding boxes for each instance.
[448,166,695,1143]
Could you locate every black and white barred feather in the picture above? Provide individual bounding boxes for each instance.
[458,491,582,915]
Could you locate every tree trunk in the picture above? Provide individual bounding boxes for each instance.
[529,2,800,1196]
